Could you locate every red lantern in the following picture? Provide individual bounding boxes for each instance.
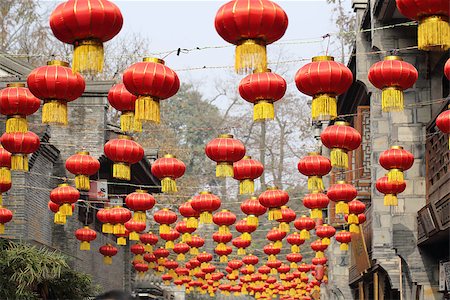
[205,134,246,177]
[50,183,79,217]
[213,231,233,245]
[131,243,146,262]
[436,106,450,149]
[295,56,353,121]
[109,206,132,235]
[277,206,296,233]
[27,60,85,124]
[179,200,200,229]
[368,56,418,112]
[104,135,144,181]
[140,232,158,252]
[125,189,155,222]
[154,208,177,235]
[320,121,362,169]
[0,206,12,234]
[134,263,149,275]
[379,146,414,182]
[327,181,357,215]
[96,207,112,234]
[160,229,180,250]
[297,152,332,192]
[266,227,286,249]
[154,247,170,263]
[187,235,205,256]
[358,213,366,224]
[48,201,74,225]
[214,0,288,74]
[151,154,186,193]
[238,70,287,121]
[175,219,196,243]
[233,156,264,194]
[335,230,352,251]
[215,245,233,263]
[0,146,11,188]
[347,200,366,233]
[197,252,213,271]
[161,273,174,285]
[65,151,100,191]
[213,210,237,234]
[310,239,328,259]
[294,215,316,240]
[264,243,281,262]
[266,260,282,274]
[286,232,305,254]
[1,131,40,171]
[123,58,180,124]
[286,253,303,269]
[107,83,140,133]
[241,196,267,227]
[302,191,329,220]
[50,0,123,73]
[99,244,118,265]
[396,0,449,51]
[0,83,40,133]
[75,226,97,251]
[232,237,251,256]
[242,254,259,273]
[236,218,257,241]
[315,224,336,246]
[191,191,221,224]
[258,186,289,221]
[376,176,407,207]
[124,220,146,241]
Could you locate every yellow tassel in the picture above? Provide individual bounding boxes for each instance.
[161,177,177,193]
[220,255,228,263]
[216,243,226,251]
[300,229,310,240]
[241,232,252,241]
[270,269,277,275]
[384,194,398,206]
[159,224,170,235]
[186,217,198,229]
[113,224,125,235]
[239,179,255,195]
[247,265,255,273]
[134,254,143,262]
[113,163,131,181]
[246,215,258,227]
[102,223,113,234]
[315,251,324,259]
[382,87,404,112]
[322,238,330,246]
[75,175,90,191]
[340,243,349,251]
[219,225,230,234]
[336,201,349,215]
[418,15,450,51]
[0,168,11,185]
[144,244,152,252]
[120,111,142,133]
[291,245,300,253]
[268,254,276,261]
[238,248,246,255]
[235,39,267,74]
[182,233,192,243]
[59,203,73,216]
[80,241,90,251]
[73,39,104,74]
[279,222,290,233]
[348,214,359,224]
[6,116,27,133]
[311,94,337,121]
[42,100,68,125]
[190,247,199,255]
[117,237,127,246]
[0,223,5,234]
[11,155,28,171]
[330,148,348,169]
[103,256,112,265]
[274,240,282,249]
[133,211,146,222]
[54,212,66,225]
[308,176,324,192]
[388,169,404,183]
[290,262,298,269]
[350,224,360,233]
[177,253,185,261]
[165,241,174,249]
[268,208,282,221]
[199,212,212,224]
[280,274,286,280]
[135,95,160,123]
[216,163,233,177]
[253,100,274,121]
[129,232,140,241]
[311,208,323,220]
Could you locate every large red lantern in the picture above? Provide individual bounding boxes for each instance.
[233,156,264,194]
[286,232,305,254]
[240,196,267,227]
[104,135,144,181]
[123,58,180,124]
[213,210,236,234]
[315,224,336,246]
[50,183,80,217]
[0,206,13,234]
[214,0,288,74]
[160,229,180,250]
[335,230,352,251]
[75,226,97,251]
[50,0,123,73]
[436,106,450,149]
[96,207,112,234]
[205,134,246,177]
[179,200,200,229]
[236,218,257,241]
[368,56,418,112]
[134,263,149,276]
[320,121,362,169]
[379,146,414,182]
[1,131,40,171]
[347,200,366,233]
[376,176,406,206]
[125,189,155,222]
[154,208,177,235]
[297,152,332,192]
[191,191,221,224]
[107,83,140,133]
[258,186,289,221]
[151,154,186,193]
[327,181,357,215]
[124,220,146,241]
[99,244,118,265]
[277,206,296,233]
[396,0,449,51]
[302,191,329,220]
[266,227,286,249]
[27,60,85,125]
[109,206,132,235]
[0,83,40,133]
[294,215,316,240]
[238,70,287,121]
[310,239,328,259]
[295,56,353,121]
[65,151,100,191]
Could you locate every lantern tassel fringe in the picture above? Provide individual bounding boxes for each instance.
[291,245,300,253]
[186,217,198,229]
[102,223,113,234]
[216,163,233,177]
[80,241,90,251]
[144,244,152,252]
[165,241,174,249]
[311,208,323,220]
[220,255,228,263]
[268,208,282,221]
[322,237,330,246]
[120,111,142,133]
[42,100,68,125]
[135,96,160,124]
[0,223,4,234]
[103,256,112,265]
[133,211,146,222]
[382,87,404,112]
[235,39,267,75]
[241,232,252,241]
[118,237,127,246]
[6,117,27,133]
[312,94,337,121]
[348,214,359,224]
[279,222,290,233]
[129,232,140,241]
[350,224,360,234]
[11,155,28,171]
[336,201,349,215]
[0,168,11,185]
[177,253,185,261]
[388,169,404,183]
[300,229,310,240]
[54,212,66,224]
[113,224,126,235]
[239,179,255,195]
[75,175,90,191]
[199,212,212,224]
[238,248,246,255]
[246,215,258,227]
[418,15,450,51]
[331,148,348,169]
[254,100,274,121]
[113,163,131,181]
[384,194,398,206]
[308,176,324,192]
[73,39,104,74]
[161,177,177,193]
[340,243,349,251]
[159,224,170,235]
[59,203,73,216]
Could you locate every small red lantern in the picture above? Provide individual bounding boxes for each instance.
[295,56,353,121]
[436,106,450,149]
[379,146,414,182]
[233,156,264,194]
[75,226,97,251]
[154,247,170,263]
[0,206,13,234]
[151,154,185,193]
[347,200,366,233]
[335,230,352,251]
[376,176,407,206]
[320,121,362,169]
[232,237,251,256]
[302,191,329,220]
[173,243,190,261]
[179,200,200,229]
[236,218,257,241]
[123,58,180,124]
[107,83,140,133]
[125,189,155,222]
[96,207,112,234]
[48,201,74,225]
[287,233,305,254]
[27,60,85,124]
[277,206,296,233]
[215,245,233,263]
[191,191,221,224]
[358,213,367,224]
[240,196,267,227]
[175,219,196,243]
[99,244,118,265]
[161,273,174,285]
[266,260,282,274]
[154,208,177,235]
[242,254,259,273]
[65,151,100,191]
[0,179,11,207]
[134,263,149,275]
[294,215,316,240]
[315,224,336,246]
[197,252,213,269]
[140,232,158,252]
[327,181,357,215]
[0,83,40,133]
[205,134,246,177]
[131,243,146,262]
[266,227,286,249]
[258,186,289,221]
[160,228,180,250]
[109,206,132,235]
[0,146,11,188]
[213,209,237,234]
[1,131,40,171]
[104,135,144,181]
[286,253,303,269]
[310,239,328,259]
[368,56,418,112]
[297,152,332,192]
[187,235,205,256]
[124,220,146,241]
[50,183,80,217]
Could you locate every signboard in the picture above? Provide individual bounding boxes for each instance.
[88,180,108,201]
[351,225,371,275]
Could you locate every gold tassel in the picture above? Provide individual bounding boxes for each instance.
[144,244,152,252]
[384,194,398,206]
[268,208,282,221]
[348,214,359,224]
[291,245,300,253]
[308,176,324,192]
[340,243,349,251]
[0,167,11,185]
[270,269,277,275]
[186,217,198,229]
[11,155,28,171]
[161,177,177,193]
[134,254,143,262]
[246,215,258,227]
[235,39,267,74]
[190,247,199,255]
[279,222,290,233]
[135,95,160,123]
[311,94,337,121]
[120,111,142,133]
[133,211,146,222]
[159,224,170,235]
[54,212,66,225]
[42,100,68,125]
[103,256,112,265]
[220,255,228,263]
[73,39,104,74]
[254,100,274,121]
[59,203,73,216]
[350,224,360,234]
[239,179,255,195]
[129,232,140,241]
[75,174,90,191]
[216,162,234,177]
[247,265,255,273]
[268,254,276,261]
[177,253,185,261]
[6,116,27,133]
[322,238,330,245]
[0,194,2,206]
[315,251,324,259]
[0,223,4,234]
[382,87,404,112]
[102,223,113,234]
[290,262,298,269]
[199,212,212,224]
[300,229,310,240]
[118,237,127,246]
[274,240,282,249]
[216,243,226,251]
[238,248,246,255]
[113,224,125,235]
[165,241,174,249]
[80,241,90,251]
[388,169,404,183]
[241,232,252,241]
[418,15,450,51]
[113,163,131,181]
[331,148,348,169]
[219,225,230,234]
[311,208,323,220]
[336,201,349,215]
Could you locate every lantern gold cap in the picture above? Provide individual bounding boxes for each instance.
[267,186,278,190]
[143,57,165,64]
[312,56,334,62]
[334,121,350,126]
[118,135,132,140]
[218,134,233,139]
[308,152,319,156]
[280,205,288,209]
[250,196,258,200]
[136,189,147,193]
[47,60,70,67]
[384,55,402,61]
[311,190,320,194]
[221,209,229,212]
[337,180,346,184]
[77,151,90,155]
[253,67,271,74]
[164,154,175,158]
[58,183,70,187]
[200,191,210,195]
[243,156,252,160]
[391,145,403,150]
[6,83,25,88]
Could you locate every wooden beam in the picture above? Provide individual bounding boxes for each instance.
[374,272,379,300]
